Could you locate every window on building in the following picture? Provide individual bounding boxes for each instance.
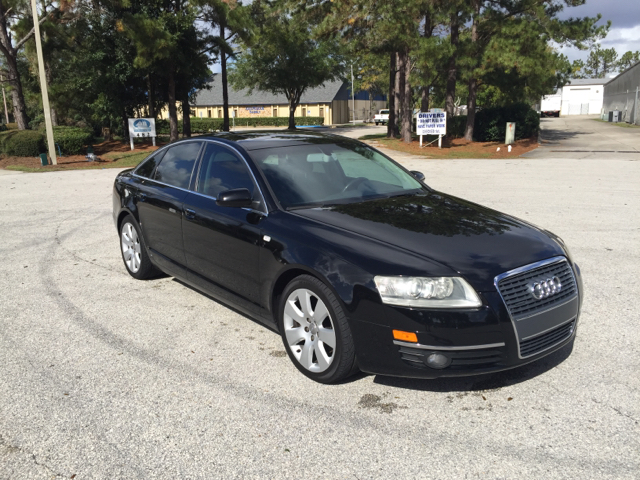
[218,109,222,118]
[273,106,278,117]
[302,106,307,118]
[319,107,324,117]
[207,109,211,118]
[233,109,238,118]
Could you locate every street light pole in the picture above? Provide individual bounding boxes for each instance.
[30,0,57,165]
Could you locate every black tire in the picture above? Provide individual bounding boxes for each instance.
[375,122,379,125]
[278,275,358,383]
[119,215,161,280]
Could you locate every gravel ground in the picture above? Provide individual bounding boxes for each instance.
[0,146,638,479]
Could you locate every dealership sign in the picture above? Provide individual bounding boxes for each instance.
[128,118,156,138]
[416,111,446,136]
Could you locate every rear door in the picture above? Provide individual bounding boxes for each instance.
[182,141,266,311]
[136,141,203,276]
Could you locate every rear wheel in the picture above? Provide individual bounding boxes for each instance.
[279,275,357,383]
[119,215,160,280]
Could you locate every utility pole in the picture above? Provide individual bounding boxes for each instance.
[30,0,56,165]
[351,64,355,126]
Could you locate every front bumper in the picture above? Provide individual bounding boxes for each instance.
[349,260,582,379]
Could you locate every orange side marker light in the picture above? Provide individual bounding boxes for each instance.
[392,330,418,343]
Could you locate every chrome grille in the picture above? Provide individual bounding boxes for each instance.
[497,259,577,320]
[520,319,575,357]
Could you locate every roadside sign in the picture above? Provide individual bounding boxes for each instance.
[128,118,157,150]
[416,111,446,136]
[128,118,156,138]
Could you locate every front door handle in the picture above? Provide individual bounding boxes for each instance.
[184,208,196,220]
[138,192,147,202]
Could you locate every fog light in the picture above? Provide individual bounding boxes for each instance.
[426,353,451,369]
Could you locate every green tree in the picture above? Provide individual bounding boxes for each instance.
[584,45,617,77]
[198,0,251,132]
[617,50,640,71]
[231,2,343,130]
[0,0,57,129]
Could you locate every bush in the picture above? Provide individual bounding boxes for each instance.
[473,103,540,142]
[5,122,18,130]
[0,130,46,156]
[50,126,94,155]
[447,115,467,138]
[155,116,325,134]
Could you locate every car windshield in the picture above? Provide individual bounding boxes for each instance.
[249,141,424,209]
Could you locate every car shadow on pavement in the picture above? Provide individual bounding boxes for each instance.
[371,341,575,393]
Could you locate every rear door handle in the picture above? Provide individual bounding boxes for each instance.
[184,208,196,220]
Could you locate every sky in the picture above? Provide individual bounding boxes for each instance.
[556,0,640,64]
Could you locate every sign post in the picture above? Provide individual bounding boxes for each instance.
[416,111,447,148]
[128,118,157,150]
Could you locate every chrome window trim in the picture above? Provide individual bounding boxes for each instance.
[131,139,269,216]
[393,340,505,351]
[494,255,577,359]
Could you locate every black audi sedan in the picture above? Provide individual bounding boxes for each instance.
[112,131,583,383]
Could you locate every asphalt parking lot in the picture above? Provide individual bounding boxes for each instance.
[1,124,639,478]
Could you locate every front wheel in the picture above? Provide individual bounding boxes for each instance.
[119,215,160,280]
[279,275,357,383]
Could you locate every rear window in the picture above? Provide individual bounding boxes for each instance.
[135,149,166,178]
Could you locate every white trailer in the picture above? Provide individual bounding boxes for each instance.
[540,93,561,117]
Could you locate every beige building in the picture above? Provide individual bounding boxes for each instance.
[160,76,386,125]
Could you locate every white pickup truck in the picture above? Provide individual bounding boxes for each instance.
[374,109,389,125]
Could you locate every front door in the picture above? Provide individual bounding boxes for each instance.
[183,142,266,310]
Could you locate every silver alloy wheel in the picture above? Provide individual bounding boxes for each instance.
[283,288,337,373]
[121,222,142,273]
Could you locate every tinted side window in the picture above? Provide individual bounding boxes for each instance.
[135,149,166,178]
[154,142,202,189]
[197,143,255,198]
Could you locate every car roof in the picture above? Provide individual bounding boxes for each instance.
[190,130,356,151]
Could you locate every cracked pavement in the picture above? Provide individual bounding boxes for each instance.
[0,137,639,479]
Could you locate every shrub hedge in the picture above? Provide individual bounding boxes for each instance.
[473,103,540,142]
[0,126,93,157]
[156,116,324,134]
[50,126,94,155]
[0,130,46,157]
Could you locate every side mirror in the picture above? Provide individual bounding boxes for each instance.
[216,188,253,208]
[410,170,425,182]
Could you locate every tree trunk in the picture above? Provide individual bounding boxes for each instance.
[0,6,29,129]
[421,86,429,112]
[167,69,179,142]
[221,23,230,132]
[182,95,191,138]
[288,94,297,130]
[402,52,412,143]
[397,51,406,140]
[387,51,396,138]
[445,11,460,120]
[147,73,156,120]
[464,0,480,141]
[44,62,58,126]
[394,52,401,137]
[420,10,432,114]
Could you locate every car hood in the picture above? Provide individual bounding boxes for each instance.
[292,192,565,291]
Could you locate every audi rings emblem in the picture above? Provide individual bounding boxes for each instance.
[529,276,562,300]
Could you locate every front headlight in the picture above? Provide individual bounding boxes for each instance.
[374,276,482,308]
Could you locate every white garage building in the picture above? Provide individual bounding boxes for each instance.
[559,78,607,116]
